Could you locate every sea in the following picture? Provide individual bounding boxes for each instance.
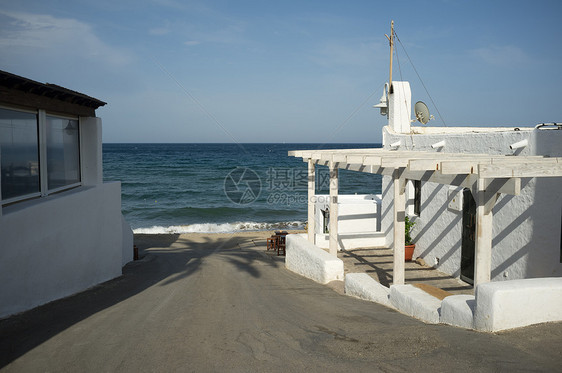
[103,143,382,234]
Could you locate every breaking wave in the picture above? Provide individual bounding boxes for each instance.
[133,221,305,234]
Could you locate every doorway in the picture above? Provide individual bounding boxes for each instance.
[461,188,476,284]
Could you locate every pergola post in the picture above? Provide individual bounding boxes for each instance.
[474,178,498,287]
[329,160,339,256]
[393,169,406,285]
[307,159,316,244]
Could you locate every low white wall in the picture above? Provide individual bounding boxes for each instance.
[473,277,562,332]
[440,295,475,329]
[314,232,386,250]
[0,182,125,318]
[314,194,381,235]
[285,234,344,284]
[344,273,393,308]
[390,284,442,324]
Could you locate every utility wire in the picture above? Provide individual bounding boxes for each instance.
[393,40,411,116]
[393,32,447,126]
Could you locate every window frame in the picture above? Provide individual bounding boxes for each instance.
[0,106,82,206]
[44,113,82,194]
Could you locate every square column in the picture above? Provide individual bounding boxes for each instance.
[393,169,406,285]
[329,160,339,256]
[307,159,316,244]
[80,117,103,186]
[474,178,497,287]
[388,81,412,134]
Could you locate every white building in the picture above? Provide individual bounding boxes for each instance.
[286,78,562,331]
[0,70,133,318]
[380,83,562,284]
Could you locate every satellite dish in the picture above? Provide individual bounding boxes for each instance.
[414,101,431,125]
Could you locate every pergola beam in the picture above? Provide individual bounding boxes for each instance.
[298,156,526,196]
[479,160,562,178]
[290,150,560,181]
[290,149,560,286]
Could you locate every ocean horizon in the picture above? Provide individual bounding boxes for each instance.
[103,143,383,234]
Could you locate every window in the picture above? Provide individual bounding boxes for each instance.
[0,108,40,201]
[0,107,81,204]
[46,116,80,190]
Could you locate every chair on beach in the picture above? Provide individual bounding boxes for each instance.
[275,231,288,256]
[266,236,276,251]
[266,231,288,256]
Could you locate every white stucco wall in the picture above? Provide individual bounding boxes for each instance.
[388,81,411,134]
[314,194,381,234]
[381,125,562,282]
[285,234,344,284]
[0,115,133,318]
[0,182,125,318]
[473,277,562,332]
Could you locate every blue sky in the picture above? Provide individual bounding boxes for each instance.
[1,0,561,143]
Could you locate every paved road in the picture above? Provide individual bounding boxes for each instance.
[1,233,561,372]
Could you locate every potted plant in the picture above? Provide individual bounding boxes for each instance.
[405,216,416,261]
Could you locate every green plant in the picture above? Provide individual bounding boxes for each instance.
[405,216,416,245]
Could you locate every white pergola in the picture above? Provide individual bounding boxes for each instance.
[289,148,562,287]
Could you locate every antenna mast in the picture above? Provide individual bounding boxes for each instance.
[386,20,394,93]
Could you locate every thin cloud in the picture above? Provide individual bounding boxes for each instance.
[470,45,531,67]
[0,10,132,67]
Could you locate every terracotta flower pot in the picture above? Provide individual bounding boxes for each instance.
[405,244,415,261]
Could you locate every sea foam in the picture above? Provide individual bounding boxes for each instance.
[133,221,305,234]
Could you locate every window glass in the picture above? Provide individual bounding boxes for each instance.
[46,116,80,190]
[0,108,40,200]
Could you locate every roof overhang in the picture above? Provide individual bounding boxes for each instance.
[0,70,106,117]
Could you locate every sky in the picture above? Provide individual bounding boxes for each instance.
[1,0,561,144]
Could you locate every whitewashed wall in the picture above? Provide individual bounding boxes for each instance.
[0,183,126,318]
[314,194,380,234]
[0,117,133,318]
[381,125,562,281]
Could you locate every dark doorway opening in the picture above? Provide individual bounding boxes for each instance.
[461,188,476,284]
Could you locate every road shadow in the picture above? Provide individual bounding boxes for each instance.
[0,232,277,368]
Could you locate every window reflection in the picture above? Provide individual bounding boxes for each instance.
[46,116,80,190]
[0,108,40,200]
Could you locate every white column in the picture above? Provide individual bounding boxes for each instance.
[388,81,412,134]
[474,178,496,287]
[307,159,316,244]
[329,160,339,256]
[80,117,103,186]
[392,170,406,285]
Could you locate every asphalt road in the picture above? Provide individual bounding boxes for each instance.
[1,233,561,372]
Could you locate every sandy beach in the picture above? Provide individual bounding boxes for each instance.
[133,230,304,252]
